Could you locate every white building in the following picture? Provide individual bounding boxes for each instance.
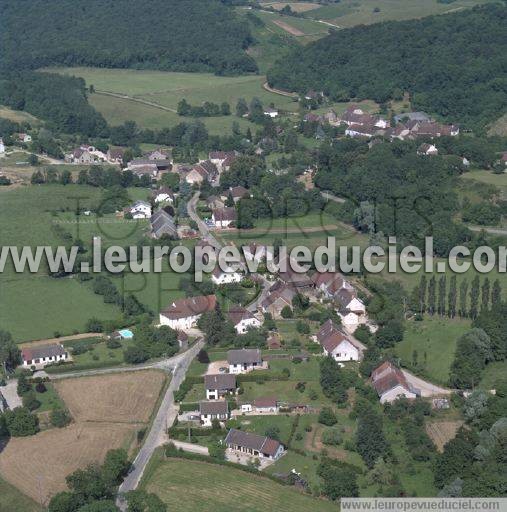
[0,138,5,154]
[152,187,174,204]
[212,207,237,228]
[127,200,152,219]
[371,361,420,404]
[228,306,261,334]
[225,428,285,461]
[264,107,279,118]
[315,319,365,361]
[21,344,69,369]
[199,401,229,427]
[159,295,217,331]
[227,348,263,374]
[205,374,237,400]
[211,266,242,285]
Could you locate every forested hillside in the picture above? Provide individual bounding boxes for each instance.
[267,4,507,128]
[0,0,257,75]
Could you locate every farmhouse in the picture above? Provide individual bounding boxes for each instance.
[211,266,242,285]
[159,295,217,330]
[209,151,238,172]
[150,210,177,239]
[145,149,172,161]
[186,160,218,184]
[130,164,159,179]
[335,289,367,332]
[225,428,285,461]
[221,186,249,203]
[228,348,263,374]
[205,374,237,400]
[127,200,151,219]
[228,306,261,334]
[66,147,95,164]
[212,207,237,228]
[21,343,69,369]
[128,158,172,171]
[311,271,351,298]
[418,143,438,156]
[371,361,420,403]
[199,400,229,427]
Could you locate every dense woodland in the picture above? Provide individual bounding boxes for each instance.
[267,4,507,129]
[0,0,256,75]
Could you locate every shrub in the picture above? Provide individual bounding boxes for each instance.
[106,338,122,349]
[35,382,47,393]
[197,349,210,364]
[4,407,39,436]
[296,321,310,334]
[322,428,342,446]
[123,345,149,364]
[280,306,293,319]
[22,391,41,411]
[295,381,306,393]
[319,407,337,426]
[50,408,71,428]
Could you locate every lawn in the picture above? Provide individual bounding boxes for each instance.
[265,450,323,488]
[0,106,40,125]
[480,360,507,390]
[0,476,43,512]
[32,382,66,413]
[460,169,507,199]
[142,453,338,512]
[237,414,296,445]
[394,316,470,385]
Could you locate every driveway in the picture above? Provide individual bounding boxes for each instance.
[170,440,209,456]
[402,369,452,397]
[0,380,22,409]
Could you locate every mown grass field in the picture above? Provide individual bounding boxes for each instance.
[301,0,494,27]
[394,316,471,385]
[142,454,338,512]
[47,67,300,133]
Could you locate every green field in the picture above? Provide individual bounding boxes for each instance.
[480,360,507,389]
[142,454,337,512]
[0,476,43,512]
[301,0,494,27]
[46,67,300,134]
[394,316,471,384]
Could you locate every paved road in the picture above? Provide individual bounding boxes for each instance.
[44,343,201,380]
[116,338,204,510]
[187,191,222,249]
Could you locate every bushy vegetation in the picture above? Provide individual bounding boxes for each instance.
[0,0,256,75]
[267,4,507,128]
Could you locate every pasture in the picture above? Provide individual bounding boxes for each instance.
[0,476,43,512]
[0,371,166,504]
[142,455,338,512]
[47,67,300,133]
[301,0,495,28]
[394,317,470,385]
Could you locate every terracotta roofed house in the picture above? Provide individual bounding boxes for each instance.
[159,295,217,331]
[228,306,261,334]
[371,361,420,403]
[315,319,365,361]
[225,428,285,460]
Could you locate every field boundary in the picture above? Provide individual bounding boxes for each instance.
[93,90,178,113]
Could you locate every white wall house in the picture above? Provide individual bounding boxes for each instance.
[21,344,69,369]
[128,200,152,219]
[227,348,263,374]
[225,428,285,461]
[371,361,420,404]
[199,401,229,427]
[323,337,360,362]
[205,374,237,400]
[228,307,261,334]
[211,267,242,285]
[159,295,217,331]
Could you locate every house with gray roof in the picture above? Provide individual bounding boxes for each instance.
[225,428,285,461]
[227,348,263,374]
[21,343,69,369]
[199,400,229,427]
[150,210,177,239]
[205,374,237,400]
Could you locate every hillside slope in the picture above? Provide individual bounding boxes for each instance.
[0,0,257,75]
[267,4,507,128]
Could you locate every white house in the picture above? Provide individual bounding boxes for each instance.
[225,428,285,461]
[212,207,237,228]
[253,397,278,414]
[264,107,278,118]
[335,289,367,332]
[205,374,237,400]
[228,306,261,334]
[227,348,263,374]
[199,400,229,427]
[371,361,420,404]
[211,266,242,285]
[159,295,217,331]
[315,320,365,361]
[21,344,69,369]
[127,200,152,219]
[17,133,32,143]
[417,143,438,156]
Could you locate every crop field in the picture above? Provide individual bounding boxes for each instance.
[301,0,495,28]
[46,67,300,133]
[142,455,338,512]
[394,317,470,385]
[53,370,166,423]
[0,371,165,504]
[425,420,463,452]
